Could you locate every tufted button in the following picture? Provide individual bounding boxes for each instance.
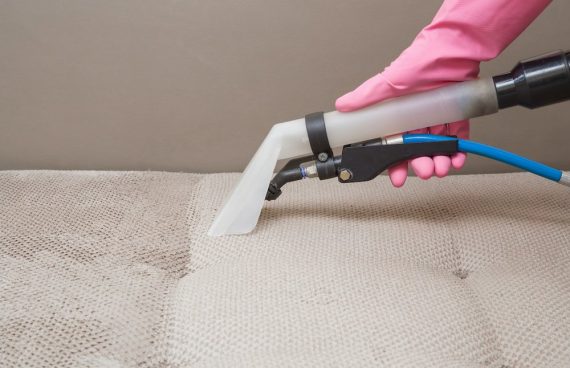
[453,269,470,280]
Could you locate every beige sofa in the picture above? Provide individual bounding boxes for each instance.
[1,171,569,367]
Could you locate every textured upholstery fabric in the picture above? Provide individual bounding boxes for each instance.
[1,171,569,367]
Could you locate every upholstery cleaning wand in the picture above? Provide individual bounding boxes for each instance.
[209,50,570,236]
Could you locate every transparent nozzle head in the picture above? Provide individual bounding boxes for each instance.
[208,119,309,236]
[207,133,282,236]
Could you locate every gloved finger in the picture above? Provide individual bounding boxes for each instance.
[387,161,408,188]
[410,156,434,180]
[451,152,468,170]
[336,74,404,112]
[408,127,434,179]
[447,120,470,169]
[427,124,452,177]
[433,156,452,177]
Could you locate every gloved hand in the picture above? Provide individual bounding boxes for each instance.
[336,0,551,187]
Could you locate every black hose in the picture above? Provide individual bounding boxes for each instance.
[265,167,304,201]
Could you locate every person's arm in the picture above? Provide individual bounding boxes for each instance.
[336,0,551,187]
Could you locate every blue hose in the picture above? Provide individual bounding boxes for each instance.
[402,134,564,183]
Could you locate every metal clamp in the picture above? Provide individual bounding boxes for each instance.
[305,112,337,180]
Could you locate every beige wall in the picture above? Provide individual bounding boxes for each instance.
[1,0,569,173]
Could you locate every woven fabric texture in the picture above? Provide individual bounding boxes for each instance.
[1,171,569,367]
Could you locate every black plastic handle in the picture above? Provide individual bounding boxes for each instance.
[338,140,459,183]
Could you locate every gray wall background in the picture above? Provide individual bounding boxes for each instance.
[1,0,569,173]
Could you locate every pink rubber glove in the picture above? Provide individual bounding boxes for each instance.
[336,0,551,187]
